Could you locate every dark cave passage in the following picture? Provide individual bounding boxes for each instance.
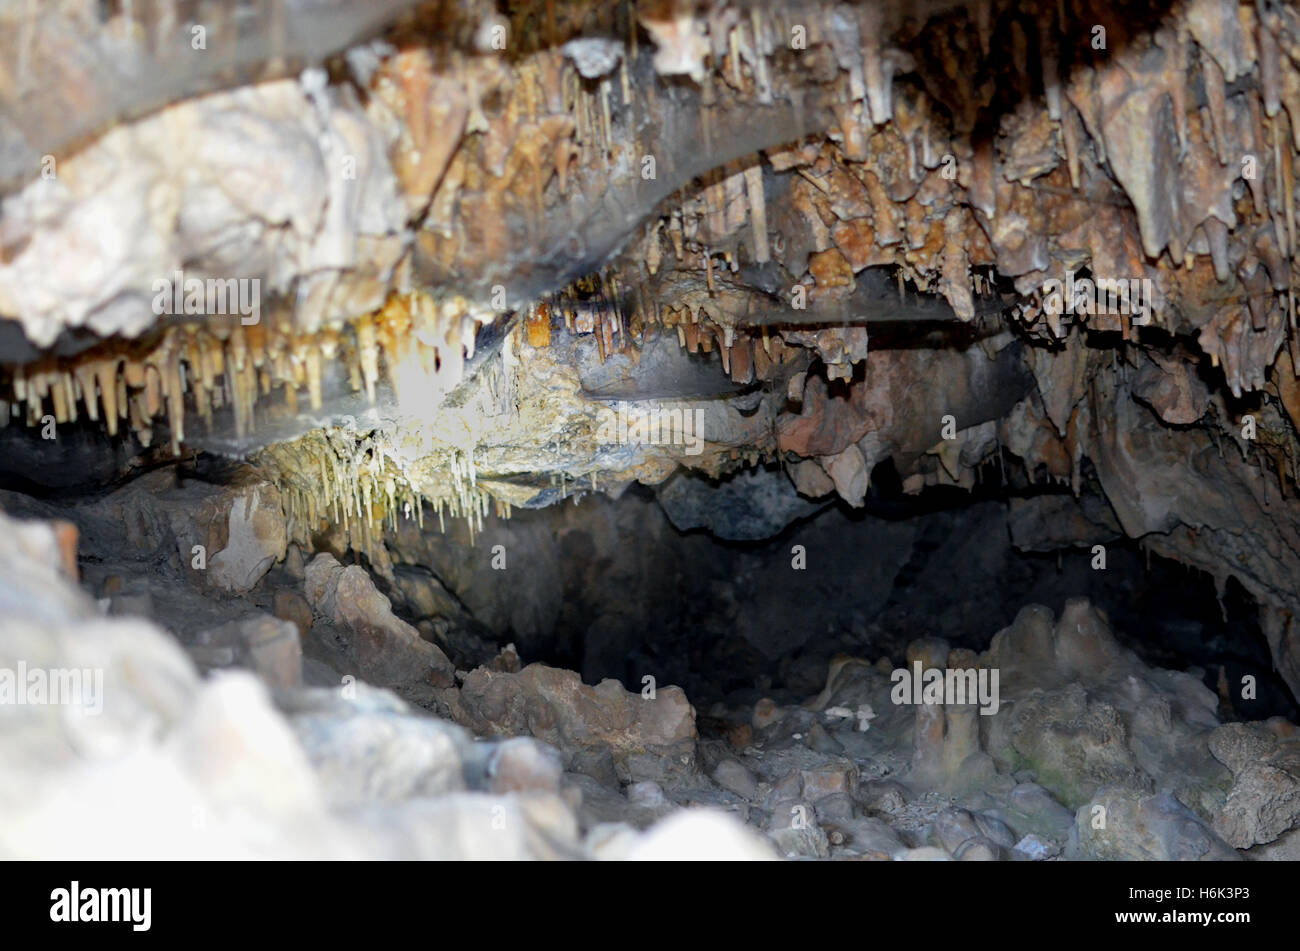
[375,472,1299,723]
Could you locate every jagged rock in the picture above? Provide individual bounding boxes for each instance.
[1007,494,1121,552]
[1248,826,1300,861]
[1208,721,1280,773]
[1132,351,1209,425]
[1208,721,1300,848]
[712,759,760,800]
[804,721,846,755]
[207,486,288,593]
[822,444,871,507]
[49,471,288,596]
[1071,789,1239,861]
[801,762,858,803]
[304,552,454,688]
[568,748,621,788]
[656,466,829,541]
[767,801,831,859]
[1213,765,1300,849]
[858,780,909,814]
[787,459,836,499]
[0,73,405,348]
[449,663,697,783]
[1086,382,1300,702]
[1013,834,1060,861]
[991,783,1076,840]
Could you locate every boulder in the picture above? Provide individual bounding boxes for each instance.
[305,553,454,688]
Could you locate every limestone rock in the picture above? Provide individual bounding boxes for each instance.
[1208,721,1300,848]
[712,758,760,800]
[207,486,288,593]
[453,663,697,781]
[983,601,1229,813]
[656,466,830,541]
[304,552,454,688]
[1071,789,1239,861]
[767,801,830,858]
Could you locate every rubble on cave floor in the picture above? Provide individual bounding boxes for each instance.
[3,489,1299,862]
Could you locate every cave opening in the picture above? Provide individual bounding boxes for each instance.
[363,467,1300,726]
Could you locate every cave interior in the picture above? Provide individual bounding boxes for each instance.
[2,0,1300,862]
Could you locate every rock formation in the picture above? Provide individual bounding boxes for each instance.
[1,0,1300,862]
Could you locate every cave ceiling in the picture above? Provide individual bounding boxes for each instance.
[3,0,1300,694]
